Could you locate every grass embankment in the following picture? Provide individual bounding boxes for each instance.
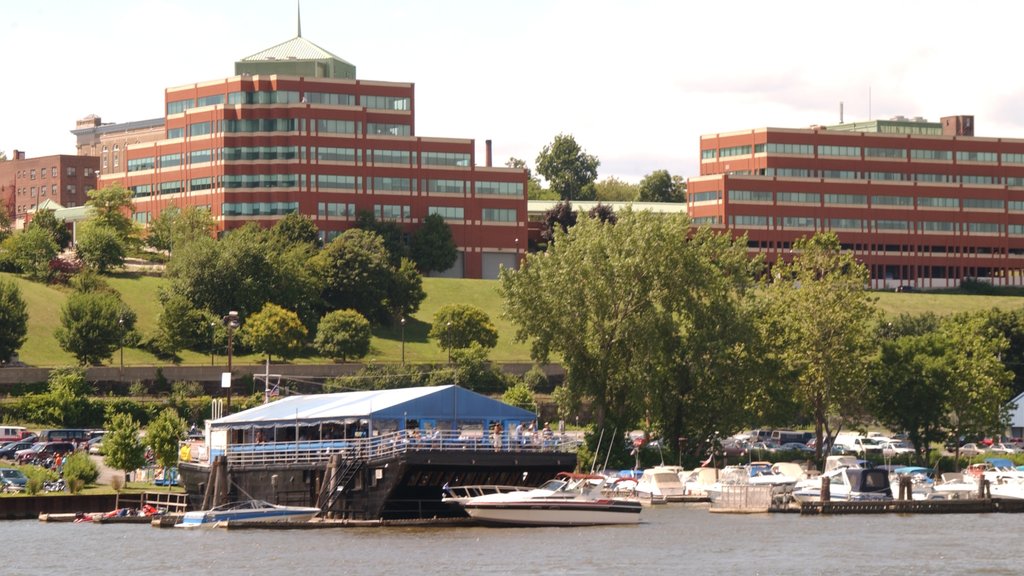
[4,273,532,367]
[7,270,1024,368]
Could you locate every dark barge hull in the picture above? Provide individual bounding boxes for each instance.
[178,449,578,521]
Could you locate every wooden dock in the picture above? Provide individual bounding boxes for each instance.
[799,498,1024,515]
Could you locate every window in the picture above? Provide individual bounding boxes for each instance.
[222,202,298,216]
[719,145,752,157]
[482,208,517,222]
[372,177,411,192]
[754,144,765,154]
[318,202,356,217]
[167,99,194,115]
[189,177,212,191]
[963,198,1003,210]
[777,192,819,204]
[864,147,905,159]
[821,170,858,179]
[868,172,901,181]
[372,149,411,165]
[130,184,152,198]
[1010,201,1024,212]
[362,95,410,111]
[875,220,909,231]
[422,152,470,167]
[765,143,814,155]
[961,175,997,185]
[428,206,465,220]
[817,145,860,157]
[66,167,76,177]
[918,196,959,209]
[910,149,952,161]
[29,169,35,180]
[158,181,184,195]
[197,94,224,107]
[1003,153,1024,165]
[913,173,949,183]
[956,151,997,163]
[765,168,811,177]
[367,122,410,137]
[51,167,56,178]
[1010,224,1024,236]
[189,149,213,164]
[872,195,913,207]
[66,184,76,195]
[127,157,155,172]
[374,204,411,220]
[223,146,299,161]
[316,119,356,134]
[701,149,717,160]
[425,179,465,194]
[305,92,355,106]
[728,190,772,202]
[920,221,956,233]
[167,127,184,139]
[476,181,523,196]
[729,215,770,227]
[690,190,722,203]
[227,91,299,105]
[968,222,1003,234]
[224,119,298,133]
[159,153,182,168]
[691,216,722,225]
[824,193,866,205]
[317,175,360,190]
[189,122,212,137]
[133,212,151,224]
[223,174,298,188]
[829,218,863,230]
[316,147,358,162]
[782,217,816,228]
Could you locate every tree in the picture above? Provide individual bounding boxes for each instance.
[410,213,458,274]
[539,201,578,244]
[147,408,186,476]
[61,451,98,493]
[55,290,129,365]
[145,206,179,252]
[241,303,308,363]
[271,212,321,249]
[314,309,371,362]
[506,157,548,200]
[535,134,600,201]
[172,206,216,250]
[502,381,538,413]
[0,278,28,363]
[760,232,878,462]
[594,176,638,202]
[0,199,11,244]
[76,221,127,273]
[154,293,209,359]
[355,210,409,266]
[29,208,72,249]
[2,226,58,281]
[429,304,498,355]
[85,183,138,247]
[638,170,684,202]
[103,412,147,483]
[37,367,98,427]
[314,228,394,322]
[386,257,426,321]
[588,203,617,225]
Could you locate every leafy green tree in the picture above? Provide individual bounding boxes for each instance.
[271,212,320,249]
[76,221,127,273]
[103,411,146,483]
[386,257,426,321]
[61,451,98,493]
[171,206,215,251]
[429,304,498,357]
[637,170,684,202]
[410,213,457,274]
[979,307,1024,397]
[0,278,28,363]
[29,208,72,249]
[760,232,878,462]
[55,290,129,365]
[535,134,600,201]
[314,309,371,362]
[594,176,639,201]
[241,303,308,362]
[85,183,138,247]
[38,367,98,427]
[2,226,58,281]
[502,381,538,413]
[314,228,394,322]
[506,157,549,200]
[354,211,409,266]
[0,200,11,244]
[146,206,179,252]
[154,293,209,359]
[147,408,186,476]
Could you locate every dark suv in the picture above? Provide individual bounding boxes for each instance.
[0,440,36,460]
[14,442,75,465]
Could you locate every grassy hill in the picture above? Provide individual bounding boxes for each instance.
[5,271,1023,368]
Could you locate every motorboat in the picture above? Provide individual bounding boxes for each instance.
[634,466,688,502]
[681,467,719,497]
[441,484,533,507]
[176,499,321,528]
[888,466,935,500]
[792,466,892,503]
[706,462,797,503]
[458,472,642,526]
[931,472,980,500]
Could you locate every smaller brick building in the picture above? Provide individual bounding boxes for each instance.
[0,150,99,225]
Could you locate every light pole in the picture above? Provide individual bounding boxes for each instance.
[400,316,406,366]
[117,316,124,374]
[208,321,216,365]
[223,311,240,413]
[446,321,452,363]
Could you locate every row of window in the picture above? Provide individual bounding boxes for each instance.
[728,189,1017,210]
[15,166,84,180]
[129,175,523,197]
[729,215,1012,234]
[704,143,1024,164]
[15,184,74,198]
[757,167,1022,185]
[168,92,411,114]
[220,201,508,223]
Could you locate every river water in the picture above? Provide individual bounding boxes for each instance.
[2,504,1019,575]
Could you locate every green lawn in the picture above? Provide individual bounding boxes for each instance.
[7,270,1024,368]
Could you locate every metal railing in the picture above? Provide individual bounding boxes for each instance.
[185,429,579,467]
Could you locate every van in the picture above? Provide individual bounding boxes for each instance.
[37,429,89,443]
[770,430,807,445]
[0,426,31,443]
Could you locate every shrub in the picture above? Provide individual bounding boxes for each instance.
[62,451,99,493]
[128,380,149,397]
[23,466,55,495]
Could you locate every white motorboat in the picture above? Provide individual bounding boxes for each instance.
[459,472,642,526]
[681,467,719,497]
[441,484,533,507]
[706,462,797,503]
[792,466,892,503]
[634,466,688,502]
[176,499,321,528]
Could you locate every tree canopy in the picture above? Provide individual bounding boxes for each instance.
[535,134,600,201]
[410,213,458,274]
[103,412,146,481]
[241,303,308,363]
[55,289,135,365]
[637,170,685,202]
[429,304,499,354]
[314,309,371,362]
[0,278,28,363]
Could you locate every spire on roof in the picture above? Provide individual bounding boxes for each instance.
[297,0,302,37]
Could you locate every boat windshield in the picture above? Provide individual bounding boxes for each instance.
[210,500,274,511]
[537,479,568,491]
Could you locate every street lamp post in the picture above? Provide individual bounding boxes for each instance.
[400,317,406,366]
[223,311,240,412]
[117,316,124,374]
[209,321,216,366]
[446,321,452,363]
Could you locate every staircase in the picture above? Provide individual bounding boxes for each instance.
[317,455,364,513]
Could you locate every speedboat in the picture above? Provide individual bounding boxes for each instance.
[176,499,321,528]
[792,466,892,503]
[459,472,642,526]
[634,466,688,502]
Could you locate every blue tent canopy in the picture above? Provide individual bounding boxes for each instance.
[209,385,536,430]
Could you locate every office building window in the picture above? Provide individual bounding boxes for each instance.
[777,192,819,204]
[167,127,184,139]
[824,193,867,205]
[728,190,772,202]
[719,145,752,157]
[871,195,913,207]
[864,147,906,159]
[956,151,997,163]
[159,153,182,168]
[918,196,959,209]
[818,145,860,157]
[424,179,465,194]
[374,204,411,221]
[422,152,470,167]
[766,143,814,155]
[362,95,410,111]
[476,181,523,196]
[372,177,411,192]
[689,190,722,203]
[482,208,517,222]
[428,206,465,220]
[367,123,410,137]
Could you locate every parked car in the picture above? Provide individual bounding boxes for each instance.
[0,440,36,461]
[987,443,1018,455]
[880,441,915,455]
[14,442,75,465]
[87,436,105,455]
[778,442,814,454]
[959,443,987,458]
[0,468,28,492]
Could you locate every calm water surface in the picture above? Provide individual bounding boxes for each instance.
[2,504,1019,575]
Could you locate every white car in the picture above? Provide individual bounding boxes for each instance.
[880,441,915,455]
[959,443,987,457]
[988,443,1018,455]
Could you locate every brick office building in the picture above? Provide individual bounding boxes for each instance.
[688,115,1024,288]
[93,30,526,279]
[0,150,99,224]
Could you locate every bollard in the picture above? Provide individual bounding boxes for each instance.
[821,476,831,502]
[899,476,912,500]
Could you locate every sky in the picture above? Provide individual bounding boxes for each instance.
[3,1,1024,183]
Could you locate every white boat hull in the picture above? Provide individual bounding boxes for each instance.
[177,507,320,528]
[463,500,642,526]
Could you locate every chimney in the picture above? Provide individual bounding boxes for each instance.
[485,139,492,168]
[13,150,24,160]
